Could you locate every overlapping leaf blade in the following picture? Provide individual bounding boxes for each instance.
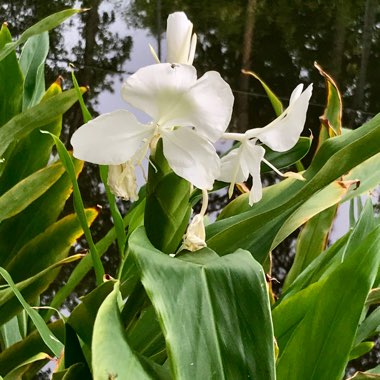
[130,227,275,380]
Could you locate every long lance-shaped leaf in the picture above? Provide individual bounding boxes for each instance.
[0,88,84,159]
[0,320,64,376]
[284,64,343,288]
[283,205,337,289]
[0,268,63,358]
[19,32,49,110]
[0,9,83,62]
[241,69,283,116]
[42,132,105,285]
[0,161,64,223]
[0,255,82,327]
[275,224,380,380]
[0,78,64,195]
[0,23,23,127]
[3,209,97,283]
[280,200,376,303]
[0,156,83,267]
[2,352,51,380]
[43,198,145,322]
[130,227,276,380]
[92,282,165,380]
[315,62,342,144]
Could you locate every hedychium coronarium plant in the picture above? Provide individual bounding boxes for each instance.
[2,9,380,380]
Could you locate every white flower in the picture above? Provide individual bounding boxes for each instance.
[219,83,313,205]
[150,12,197,65]
[71,63,234,191]
[166,12,197,64]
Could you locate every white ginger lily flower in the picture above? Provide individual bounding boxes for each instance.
[71,63,234,191]
[150,12,197,65]
[219,83,313,205]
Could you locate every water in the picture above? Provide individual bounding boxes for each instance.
[1,0,380,376]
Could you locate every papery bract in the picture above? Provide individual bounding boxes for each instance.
[108,162,139,201]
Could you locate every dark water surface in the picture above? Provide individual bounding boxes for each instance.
[1,0,380,377]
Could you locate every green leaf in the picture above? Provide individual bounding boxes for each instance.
[19,32,49,110]
[0,23,23,127]
[0,268,63,357]
[275,224,380,380]
[355,307,380,346]
[0,88,83,159]
[145,140,191,254]
[0,79,63,194]
[283,205,337,289]
[92,282,158,380]
[349,341,375,360]
[366,288,380,307]
[262,136,312,173]
[0,316,22,350]
[44,198,145,321]
[44,131,104,284]
[3,210,97,283]
[0,9,83,62]
[0,320,64,376]
[52,363,91,380]
[242,69,283,116]
[281,200,376,301]
[315,62,342,145]
[130,227,276,380]
[0,161,65,224]
[0,157,83,266]
[2,352,50,380]
[0,255,82,327]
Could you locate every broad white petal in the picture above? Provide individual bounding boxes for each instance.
[166,12,193,64]
[246,84,313,152]
[184,71,234,142]
[241,141,265,205]
[161,127,220,190]
[122,63,197,122]
[218,146,248,184]
[71,110,154,165]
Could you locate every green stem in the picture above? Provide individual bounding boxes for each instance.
[99,165,127,259]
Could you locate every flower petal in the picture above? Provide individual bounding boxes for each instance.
[71,110,154,165]
[246,84,313,152]
[218,145,248,184]
[166,12,194,64]
[184,71,234,142]
[241,141,266,205]
[122,63,197,122]
[161,127,220,190]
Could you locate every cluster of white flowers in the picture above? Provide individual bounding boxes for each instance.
[71,12,312,251]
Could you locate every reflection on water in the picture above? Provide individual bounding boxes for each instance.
[1,0,380,376]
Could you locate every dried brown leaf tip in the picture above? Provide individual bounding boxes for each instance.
[337,179,360,190]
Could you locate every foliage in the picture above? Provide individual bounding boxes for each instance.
[0,7,380,380]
